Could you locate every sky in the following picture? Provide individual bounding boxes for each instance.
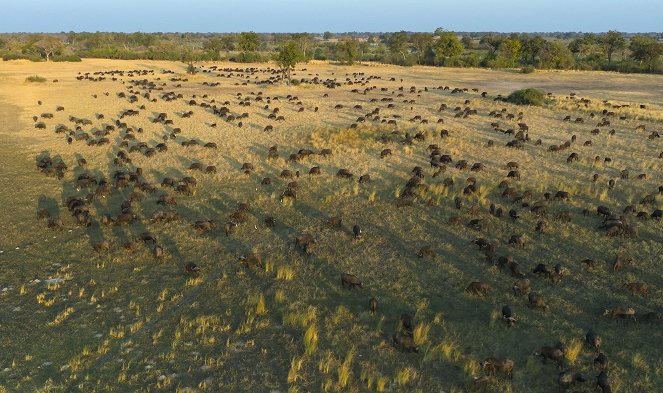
[0,0,660,33]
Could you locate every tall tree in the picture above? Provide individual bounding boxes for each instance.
[203,37,224,55]
[337,39,359,65]
[219,35,236,52]
[629,35,663,71]
[495,38,522,68]
[275,40,305,84]
[410,33,433,64]
[434,31,463,65]
[387,31,409,62]
[479,33,504,54]
[461,35,474,50]
[600,30,626,63]
[34,36,64,61]
[238,32,260,52]
[291,33,313,58]
[520,35,547,65]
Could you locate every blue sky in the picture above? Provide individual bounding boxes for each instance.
[1,0,660,33]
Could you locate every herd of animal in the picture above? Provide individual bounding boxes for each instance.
[29,63,661,391]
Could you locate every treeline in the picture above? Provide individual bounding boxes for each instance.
[1,30,662,74]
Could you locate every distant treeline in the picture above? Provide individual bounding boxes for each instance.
[1,30,662,74]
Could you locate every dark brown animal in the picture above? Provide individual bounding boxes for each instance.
[465,281,490,297]
[481,357,514,379]
[623,282,648,297]
[602,307,636,321]
[340,273,362,289]
[392,331,419,353]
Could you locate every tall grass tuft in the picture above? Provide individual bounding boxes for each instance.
[304,324,318,355]
[337,347,355,388]
[25,75,47,83]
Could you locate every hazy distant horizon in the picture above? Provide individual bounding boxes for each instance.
[1,0,660,34]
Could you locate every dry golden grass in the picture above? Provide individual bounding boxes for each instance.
[0,59,661,393]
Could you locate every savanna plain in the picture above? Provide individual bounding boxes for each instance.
[0,59,661,392]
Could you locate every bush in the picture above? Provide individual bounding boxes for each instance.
[290,79,301,86]
[3,53,43,62]
[505,88,545,106]
[25,75,47,83]
[521,65,536,74]
[52,55,82,62]
[231,51,266,63]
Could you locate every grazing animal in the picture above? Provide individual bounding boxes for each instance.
[512,279,531,295]
[417,245,436,258]
[392,331,419,353]
[224,221,238,236]
[400,312,414,334]
[586,330,602,351]
[558,370,587,389]
[481,357,514,379]
[369,297,378,314]
[465,281,490,297]
[153,244,165,259]
[93,240,110,253]
[528,292,549,311]
[502,305,516,327]
[623,282,648,297]
[594,352,609,369]
[596,371,612,393]
[185,262,200,274]
[603,307,636,321]
[295,234,316,254]
[352,224,362,239]
[239,254,263,269]
[613,254,632,271]
[327,216,343,228]
[340,273,362,289]
[534,345,565,367]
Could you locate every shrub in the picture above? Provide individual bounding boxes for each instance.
[3,53,43,62]
[52,55,82,62]
[231,51,266,63]
[505,88,545,106]
[25,75,47,83]
[290,79,301,86]
[521,65,536,74]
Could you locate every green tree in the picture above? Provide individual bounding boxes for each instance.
[219,35,236,52]
[538,42,575,69]
[275,40,305,84]
[600,30,626,63]
[433,31,463,65]
[323,31,333,40]
[495,38,522,68]
[203,37,224,55]
[238,32,260,52]
[629,35,663,71]
[34,36,64,61]
[568,38,584,58]
[291,33,314,58]
[479,33,504,54]
[410,32,433,65]
[337,39,359,64]
[520,35,547,65]
[387,31,409,63]
[461,35,474,50]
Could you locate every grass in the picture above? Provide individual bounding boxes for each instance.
[25,75,47,83]
[0,59,661,393]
